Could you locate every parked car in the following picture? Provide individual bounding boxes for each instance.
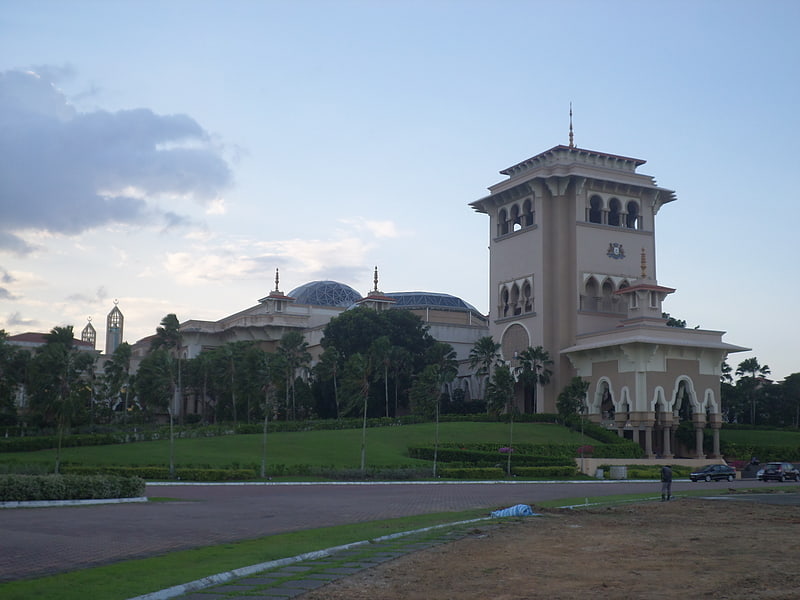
[761,462,800,482]
[690,464,736,482]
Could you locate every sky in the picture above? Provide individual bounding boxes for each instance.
[0,0,798,381]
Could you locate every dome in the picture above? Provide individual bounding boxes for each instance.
[288,280,363,308]
[385,291,481,314]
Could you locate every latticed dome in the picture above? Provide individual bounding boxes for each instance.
[385,291,480,313]
[288,280,363,307]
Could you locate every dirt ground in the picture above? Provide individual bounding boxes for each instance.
[303,494,800,600]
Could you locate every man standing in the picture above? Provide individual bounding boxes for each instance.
[661,465,673,502]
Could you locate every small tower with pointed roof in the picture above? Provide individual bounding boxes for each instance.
[356,267,396,312]
[258,268,295,313]
[81,317,97,349]
[106,301,124,355]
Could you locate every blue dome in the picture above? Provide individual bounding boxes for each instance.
[289,280,363,307]
[385,291,481,314]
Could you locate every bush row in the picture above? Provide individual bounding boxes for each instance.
[0,416,430,453]
[0,474,145,502]
[408,446,575,466]
[62,465,258,480]
[437,465,578,479]
[720,442,800,462]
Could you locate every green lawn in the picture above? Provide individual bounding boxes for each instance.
[719,428,800,446]
[2,422,587,471]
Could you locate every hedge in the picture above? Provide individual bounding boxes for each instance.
[438,467,506,479]
[511,466,578,478]
[720,443,800,462]
[62,465,258,481]
[0,474,145,502]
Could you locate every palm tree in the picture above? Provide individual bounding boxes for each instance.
[370,336,392,418]
[517,346,553,413]
[103,342,132,420]
[469,336,501,405]
[277,331,311,420]
[29,326,95,473]
[736,358,771,424]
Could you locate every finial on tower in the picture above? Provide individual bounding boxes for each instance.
[640,248,648,279]
[568,102,574,148]
[373,266,379,292]
[274,268,280,292]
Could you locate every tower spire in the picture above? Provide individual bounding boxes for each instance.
[373,266,380,292]
[274,268,280,293]
[568,102,574,148]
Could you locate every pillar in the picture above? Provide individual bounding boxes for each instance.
[694,426,706,459]
[644,425,654,458]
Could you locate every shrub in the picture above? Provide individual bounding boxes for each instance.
[438,467,506,479]
[511,466,578,478]
[0,474,145,502]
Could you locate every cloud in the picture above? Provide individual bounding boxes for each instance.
[338,217,402,238]
[66,286,109,305]
[0,267,18,300]
[0,68,233,253]
[6,311,38,328]
[162,229,378,286]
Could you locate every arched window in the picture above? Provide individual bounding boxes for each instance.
[626,201,640,229]
[601,279,615,312]
[609,198,621,226]
[510,204,521,232]
[500,286,510,317]
[522,280,533,313]
[583,277,599,311]
[498,209,509,236]
[523,198,534,226]
[510,283,521,315]
[589,195,603,224]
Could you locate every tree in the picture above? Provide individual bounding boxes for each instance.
[0,330,27,427]
[485,363,515,417]
[370,336,393,418]
[103,342,132,420]
[557,377,589,422]
[277,331,311,420]
[662,312,687,328]
[314,346,342,418]
[27,326,95,472]
[736,358,771,425]
[469,336,501,403]
[516,346,553,413]
[321,307,434,416]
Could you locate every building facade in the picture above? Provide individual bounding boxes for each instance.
[470,142,746,457]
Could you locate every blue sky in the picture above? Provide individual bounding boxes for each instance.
[1,0,798,381]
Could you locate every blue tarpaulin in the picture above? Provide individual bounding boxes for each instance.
[490,504,538,518]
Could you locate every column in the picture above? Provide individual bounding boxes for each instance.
[695,426,706,459]
[644,425,654,458]
[662,425,673,458]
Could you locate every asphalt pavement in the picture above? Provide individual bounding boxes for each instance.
[0,478,765,583]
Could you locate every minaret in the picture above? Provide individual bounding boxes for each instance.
[81,317,96,349]
[258,268,295,312]
[106,300,124,354]
[356,266,396,312]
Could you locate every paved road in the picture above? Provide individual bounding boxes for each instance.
[0,479,765,581]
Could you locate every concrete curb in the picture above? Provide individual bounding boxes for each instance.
[126,516,492,600]
[0,496,148,509]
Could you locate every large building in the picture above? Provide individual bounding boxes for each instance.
[177,269,489,396]
[470,137,746,457]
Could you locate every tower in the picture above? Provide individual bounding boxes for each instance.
[470,133,747,458]
[470,143,674,412]
[81,317,96,349]
[106,301,124,355]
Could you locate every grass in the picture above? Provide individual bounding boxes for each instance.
[719,428,800,446]
[0,508,488,600]
[0,422,586,471]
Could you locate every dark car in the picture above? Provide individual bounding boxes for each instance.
[690,464,736,482]
[761,462,800,482]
